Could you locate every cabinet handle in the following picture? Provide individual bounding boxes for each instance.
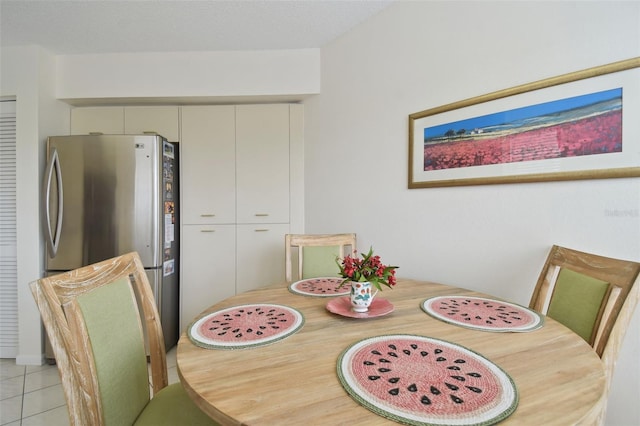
[255,213,269,217]
[200,229,216,233]
[200,214,216,217]
[143,131,158,135]
[254,229,269,232]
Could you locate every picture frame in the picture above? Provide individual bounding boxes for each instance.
[408,57,640,188]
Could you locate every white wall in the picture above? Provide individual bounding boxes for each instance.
[56,49,320,102]
[1,45,71,364]
[303,1,639,425]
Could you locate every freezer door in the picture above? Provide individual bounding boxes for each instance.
[44,135,162,270]
[146,268,179,350]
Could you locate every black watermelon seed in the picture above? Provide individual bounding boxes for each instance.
[436,357,446,362]
[218,332,226,336]
[447,366,461,371]
[364,361,375,366]
[451,375,466,381]
[232,328,240,333]
[407,384,417,392]
[434,349,443,354]
[430,386,441,395]
[389,377,400,384]
[389,388,400,396]
[466,386,482,393]
[389,344,397,350]
[372,350,382,355]
[247,328,253,333]
[379,359,391,363]
[420,351,428,356]
[378,368,391,373]
[368,375,380,380]
[272,326,280,329]
[235,333,242,338]
[257,331,263,335]
[223,327,231,330]
[454,359,466,364]
[451,395,464,404]
[411,344,418,349]
[388,352,398,357]
[445,383,459,391]
[421,396,432,405]
[403,349,411,355]
[467,372,481,378]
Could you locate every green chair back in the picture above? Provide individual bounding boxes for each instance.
[77,277,150,425]
[302,245,341,278]
[547,268,609,343]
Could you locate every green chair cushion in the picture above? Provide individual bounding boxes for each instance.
[302,245,341,278]
[77,277,150,426]
[547,268,609,343]
[134,383,217,425]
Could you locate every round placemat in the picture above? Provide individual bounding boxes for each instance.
[288,277,350,297]
[421,296,543,332]
[188,304,304,350]
[337,334,518,426]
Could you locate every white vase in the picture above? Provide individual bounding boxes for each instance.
[350,281,377,313]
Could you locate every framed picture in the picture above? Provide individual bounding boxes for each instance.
[408,58,640,188]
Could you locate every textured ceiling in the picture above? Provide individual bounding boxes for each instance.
[0,0,393,54]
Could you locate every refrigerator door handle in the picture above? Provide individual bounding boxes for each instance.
[43,148,63,257]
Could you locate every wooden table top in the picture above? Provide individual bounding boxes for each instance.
[177,278,606,425]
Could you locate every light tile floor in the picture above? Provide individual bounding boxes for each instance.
[0,347,179,426]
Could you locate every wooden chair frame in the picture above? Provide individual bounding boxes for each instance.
[529,245,640,424]
[529,245,640,357]
[30,252,168,426]
[284,233,356,283]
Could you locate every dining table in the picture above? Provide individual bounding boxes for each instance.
[176,278,606,426]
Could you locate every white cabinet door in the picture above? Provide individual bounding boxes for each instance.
[236,105,290,224]
[236,223,289,294]
[180,224,236,331]
[180,106,236,224]
[124,106,180,141]
[71,107,124,134]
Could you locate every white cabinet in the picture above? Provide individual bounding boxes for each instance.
[179,104,303,330]
[236,224,290,294]
[236,105,290,224]
[181,106,236,225]
[180,224,236,331]
[124,106,180,141]
[71,107,124,134]
[71,106,179,141]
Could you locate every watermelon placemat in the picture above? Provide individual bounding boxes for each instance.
[421,296,543,332]
[188,304,304,350]
[288,277,350,297]
[337,334,518,426]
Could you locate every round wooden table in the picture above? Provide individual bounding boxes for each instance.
[177,278,606,425]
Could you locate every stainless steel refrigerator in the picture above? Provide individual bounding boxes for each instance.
[42,134,179,358]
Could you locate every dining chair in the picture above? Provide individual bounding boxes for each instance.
[285,233,356,283]
[30,252,216,426]
[528,245,640,423]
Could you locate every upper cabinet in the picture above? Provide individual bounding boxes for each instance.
[124,106,180,141]
[71,106,179,141]
[180,106,236,225]
[236,105,291,224]
[70,107,124,135]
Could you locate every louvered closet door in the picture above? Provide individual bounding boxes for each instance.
[0,100,17,358]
